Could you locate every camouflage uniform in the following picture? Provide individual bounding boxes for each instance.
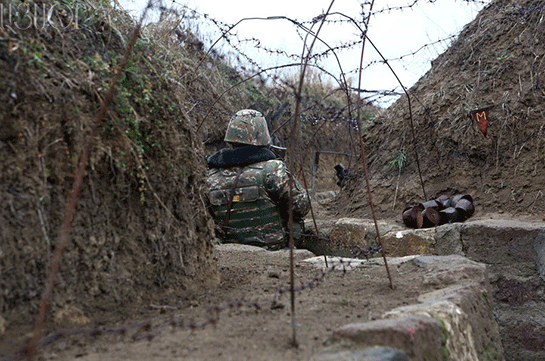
[206,109,310,250]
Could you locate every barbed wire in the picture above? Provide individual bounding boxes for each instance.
[162,1,475,83]
[162,2,505,110]
[147,0,545,112]
[343,34,458,76]
[150,0,545,101]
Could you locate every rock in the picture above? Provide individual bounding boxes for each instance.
[494,302,545,358]
[392,255,504,360]
[54,306,91,329]
[330,316,446,360]
[381,228,436,257]
[434,223,464,255]
[313,191,338,203]
[411,255,490,287]
[299,219,335,256]
[364,220,402,243]
[447,220,545,360]
[314,254,504,360]
[385,285,504,361]
[457,220,544,280]
[384,300,478,360]
[329,218,373,248]
[325,218,402,257]
[311,346,409,361]
[534,232,545,282]
[301,255,383,271]
[0,315,6,336]
[215,243,315,262]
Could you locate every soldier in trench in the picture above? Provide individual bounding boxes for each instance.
[206,109,310,250]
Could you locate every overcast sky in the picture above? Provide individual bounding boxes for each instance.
[119,0,489,106]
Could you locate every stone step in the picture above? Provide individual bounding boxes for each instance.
[302,217,545,360]
[303,254,504,361]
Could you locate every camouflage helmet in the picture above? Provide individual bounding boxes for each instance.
[224,109,271,146]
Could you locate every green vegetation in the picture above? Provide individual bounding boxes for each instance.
[436,317,450,360]
[388,148,407,173]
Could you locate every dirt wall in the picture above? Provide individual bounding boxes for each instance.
[0,0,218,326]
[335,0,545,222]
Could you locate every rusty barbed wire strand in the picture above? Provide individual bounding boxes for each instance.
[177,3,516,135]
[333,11,428,200]
[180,1,498,78]
[343,34,457,76]
[191,12,356,133]
[286,0,337,346]
[161,0,542,101]
[194,61,345,133]
[352,0,394,290]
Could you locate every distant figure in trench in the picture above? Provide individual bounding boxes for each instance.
[334,163,348,188]
[206,109,310,250]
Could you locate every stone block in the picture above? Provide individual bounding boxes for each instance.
[434,223,464,255]
[330,316,446,361]
[329,218,373,248]
[384,255,504,361]
[381,228,436,257]
[384,299,478,361]
[411,255,490,288]
[322,218,402,257]
[459,220,545,279]
[311,346,409,361]
[534,232,545,282]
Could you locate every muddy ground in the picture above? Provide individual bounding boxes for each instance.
[16,243,445,361]
[4,200,541,361]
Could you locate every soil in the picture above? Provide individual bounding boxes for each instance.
[16,244,440,361]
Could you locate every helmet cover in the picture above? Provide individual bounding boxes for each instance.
[224,109,271,146]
